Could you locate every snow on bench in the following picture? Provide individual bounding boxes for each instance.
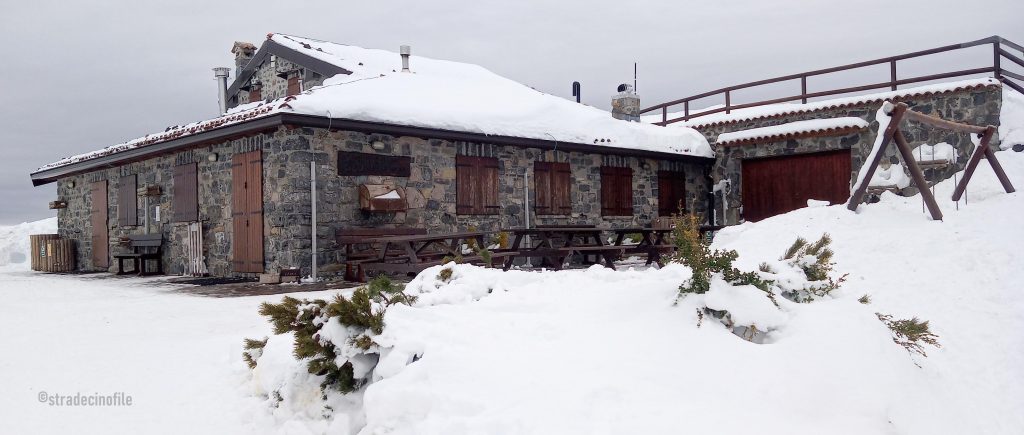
[715,117,869,145]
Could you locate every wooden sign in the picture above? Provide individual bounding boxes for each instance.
[338,152,411,177]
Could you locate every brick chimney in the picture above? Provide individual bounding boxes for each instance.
[231,41,257,76]
[611,84,640,122]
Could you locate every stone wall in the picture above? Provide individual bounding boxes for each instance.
[56,126,710,277]
[699,85,1002,224]
[234,55,325,107]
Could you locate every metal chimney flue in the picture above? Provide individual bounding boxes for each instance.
[213,67,231,114]
[400,45,411,72]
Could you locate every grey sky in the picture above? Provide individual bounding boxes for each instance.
[2,0,1021,224]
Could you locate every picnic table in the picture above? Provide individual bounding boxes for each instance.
[503,227,626,270]
[609,227,676,265]
[360,231,518,277]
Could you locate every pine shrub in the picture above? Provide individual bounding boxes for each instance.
[876,313,941,357]
[669,214,773,296]
[243,275,417,393]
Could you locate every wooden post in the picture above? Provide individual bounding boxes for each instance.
[893,130,944,220]
[847,103,907,211]
[952,126,1016,200]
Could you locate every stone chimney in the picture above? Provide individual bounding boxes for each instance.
[611,84,640,122]
[231,41,257,76]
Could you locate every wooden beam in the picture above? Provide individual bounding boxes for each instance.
[900,109,988,134]
[952,126,1016,200]
[893,130,944,220]
[847,103,906,211]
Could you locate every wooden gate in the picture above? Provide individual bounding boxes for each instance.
[741,150,851,222]
[90,180,108,268]
[231,150,264,273]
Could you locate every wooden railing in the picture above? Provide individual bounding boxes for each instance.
[642,36,1024,125]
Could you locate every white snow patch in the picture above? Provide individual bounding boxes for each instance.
[0,217,57,269]
[999,87,1024,150]
[715,117,868,144]
[911,142,957,163]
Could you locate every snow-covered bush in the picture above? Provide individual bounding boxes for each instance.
[244,276,416,394]
[667,214,772,296]
[775,234,849,303]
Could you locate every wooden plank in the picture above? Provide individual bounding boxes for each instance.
[893,130,943,220]
[552,162,572,214]
[90,180,108,269]
[455,155,476,215]
[172,163,198,222]
[231,153,247,272]
[117,174,137,227]
[952,126,1015,200]
[901,109,988,134]
[534,161,552,214]
[743,150,852,221]
[481,157,500,215]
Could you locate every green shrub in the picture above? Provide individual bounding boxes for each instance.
[778,234,847,302]
[242,338,268,369]
[244,275,416,393]
[669,214,773,297]
[876,313,941,357]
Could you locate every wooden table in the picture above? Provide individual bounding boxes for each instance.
[360,231,518,278]
[503,227,625,270]
[609,227,675,265]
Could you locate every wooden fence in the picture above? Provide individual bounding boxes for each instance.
[642,36,1024,125]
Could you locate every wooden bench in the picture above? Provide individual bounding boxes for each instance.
[363,251,521,276]
[113,234,163,276]
[337,228,426,281]
[557,245,627,269]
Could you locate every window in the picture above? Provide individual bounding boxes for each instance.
[600,166,633,216]
[286,75,301,96]
[172,163,199,222]
[248,85,262,102]
[657,171,687,216]
[117,174,138,226]
[534,161,572,215]
[456,155,500,215]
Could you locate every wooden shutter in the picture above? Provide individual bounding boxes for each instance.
[456,155,500,215]
[249,86,262,102]
[535,162,571,215]
[231,151,264,273]
[534,162,552,215]
[90,180,108,268]
[658,171,686,216]
[117,174,137,227]
[286,76,301,96]
[552,163,572,214]
[601,166,633,216]
[172,163,199,222]
[455,155,477,215]
[481,158,500,215]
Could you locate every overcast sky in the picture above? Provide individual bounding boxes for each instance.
[1,0,1021,224]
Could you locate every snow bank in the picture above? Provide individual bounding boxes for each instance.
[999,87,1024,150]
[0,217,57,269]
[715,117,868,145]
[911,141,957,163]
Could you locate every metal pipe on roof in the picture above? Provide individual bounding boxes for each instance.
[213,67,231,114]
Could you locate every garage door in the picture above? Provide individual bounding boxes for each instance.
[741,150,851,222]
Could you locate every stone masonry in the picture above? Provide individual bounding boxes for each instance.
[697,84,1002,224]
[56,126,709,277]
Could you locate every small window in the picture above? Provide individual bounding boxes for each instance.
[172,163,199,222]
[600,166,633,216]
[248,86,262,102]
[658,170,687,216]
[456,155,500,215]
[286,75,301,96]
[117,174,138,226]
[534,161,572,215]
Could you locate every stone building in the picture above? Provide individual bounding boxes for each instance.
[29,33,714,277]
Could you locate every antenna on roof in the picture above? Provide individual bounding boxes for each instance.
[572,81,581,103]
[634,62,637,94]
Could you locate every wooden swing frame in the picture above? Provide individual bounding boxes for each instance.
[847,102,1016,220]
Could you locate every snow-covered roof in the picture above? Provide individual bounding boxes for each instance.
[715,117,869,145]
[35,34,712,174]
[642,78,1000,128]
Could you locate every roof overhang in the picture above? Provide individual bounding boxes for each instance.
[226,38,353,99]
[30,115,714,186]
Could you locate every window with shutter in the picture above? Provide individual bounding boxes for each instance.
[173,163,199,222]
[249,86,262,102]
[456,155,500,215]
[600,166,633,216]
[117,174,138,226]
[657,171,687,216]
[286,75,301,96]
[534,162,572,215]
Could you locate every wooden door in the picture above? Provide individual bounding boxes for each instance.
[231,150,264,273]
[90,180,108,268]
[741,150,851,222]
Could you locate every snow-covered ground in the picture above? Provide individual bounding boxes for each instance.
[3,92,1023,434]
